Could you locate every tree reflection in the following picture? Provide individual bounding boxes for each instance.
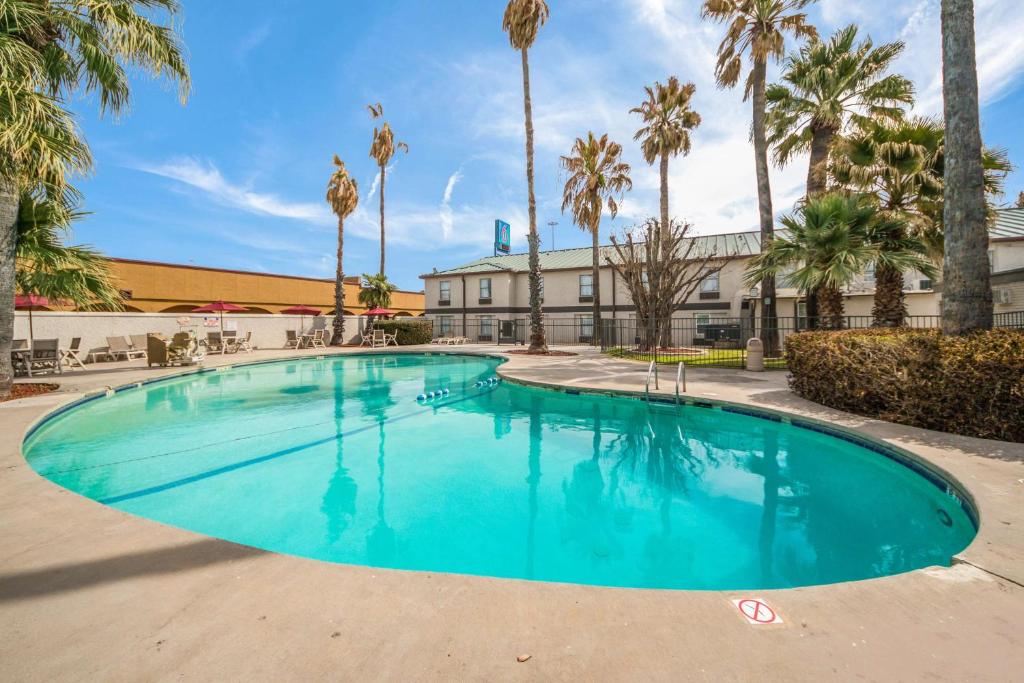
[321,362,357,544]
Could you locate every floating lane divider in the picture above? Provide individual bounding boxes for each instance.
[417,387,451,402]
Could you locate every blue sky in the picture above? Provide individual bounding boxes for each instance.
[69,0,1024,291]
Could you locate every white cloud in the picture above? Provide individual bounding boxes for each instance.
[139,156,333,223]
[439,167,464,239]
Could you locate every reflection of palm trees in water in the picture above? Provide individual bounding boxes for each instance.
[525,395,542,578]
[748,429,780,585]
[322,364,357,544]
[362,359,397,566]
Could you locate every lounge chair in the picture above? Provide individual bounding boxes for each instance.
[60,337,86,370]
[284,330,300,349]
[148,333,205,367]
[129,334,150,358]
[25,339,62,376]
[107,336,145,360]
[310,329,327,349]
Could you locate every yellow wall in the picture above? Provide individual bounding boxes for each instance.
[108,259,425,316]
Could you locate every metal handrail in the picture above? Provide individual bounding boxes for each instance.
[644,360,659,400]
[675,362,686,404]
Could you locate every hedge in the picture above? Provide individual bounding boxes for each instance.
[372,319,433,345]
[785,328,1024,442]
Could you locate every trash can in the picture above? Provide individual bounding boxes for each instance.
[746,337,764,372]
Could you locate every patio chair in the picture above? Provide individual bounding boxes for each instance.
[129,334,150,358]
[371,329,387,348]
[60,337,87,370]
[206,331,224,354]
[11,339,29,376]
[359,328,375,347]
[284,330,300,349]
[235,331,254,353]
[148,333,205,367]
[26,339,62,376]
[107,336,145,360]
[310,329,327,349]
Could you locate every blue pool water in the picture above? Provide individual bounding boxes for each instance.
[23,353,976,590]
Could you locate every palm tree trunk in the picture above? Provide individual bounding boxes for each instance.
[378,164,386,277]
[332,217,346,345]
[940,0,991,334]
[659,151,669,235]
[521,47,547,352]
[752,59,779,354]
[0,180,17,399]
[803,124,834,330]
[818,284,845,330]
[591,223,601,346]
[872,262,907,327]
[806,124,834,198]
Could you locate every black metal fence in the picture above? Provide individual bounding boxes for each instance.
[424,311,1024,368]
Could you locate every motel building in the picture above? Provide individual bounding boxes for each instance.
[420,208,1024,346]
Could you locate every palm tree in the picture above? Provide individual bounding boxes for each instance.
[631,76,701,234]
[745,193,894,329]
[940,0,991,334]
[766,24,913,198]
[325,156,359,345]
[16,192,123,311]
[367,103,408,279]
[832,117,1011,325]
[701,0,817,350]
[0,0,189,398]
[502,0,550,353]
[358,273,397,313]
[560,133,632,342]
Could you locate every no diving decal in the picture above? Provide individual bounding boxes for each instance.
[732,598,784,625]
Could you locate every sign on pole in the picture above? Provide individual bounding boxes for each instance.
[494,219,511,255]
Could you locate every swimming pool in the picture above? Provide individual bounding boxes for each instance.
[23,353,976,590]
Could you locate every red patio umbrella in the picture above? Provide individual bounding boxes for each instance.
[362,307,393,318]
[15,294,51,348]
[192,301,249,335]
[280,305,322,333]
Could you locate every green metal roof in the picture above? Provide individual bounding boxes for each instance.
[992,207,1024,239]
[426,231,762,277]
[426,209,1023,278]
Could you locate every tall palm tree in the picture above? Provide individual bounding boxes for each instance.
[560,133,632,342]
[0,0,189,398]
[631,76,701,234]
[940,0,991,334]
[502,0,550,353]
[766,24,913,197]
[745,193,897,329]
[701,0,817,350]
[325,156,359,345]
[367,103,408,278]
[832,117,1011,325]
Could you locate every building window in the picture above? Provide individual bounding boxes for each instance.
[700,269,719,292]
[479,315,493,340]
[479,277,492,302]
[863,263,875,284]
[439,316,453,335]
[796,301,808,330]
[919,279,932,290]
[439,280,451,304]
[579,273,594,298]
[694,313,710,338]
[699,268,719,299]
[577,314,594,341]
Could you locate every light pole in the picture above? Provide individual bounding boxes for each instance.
[547,221,558,250]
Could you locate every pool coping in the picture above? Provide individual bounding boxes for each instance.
[3,345,1023,680]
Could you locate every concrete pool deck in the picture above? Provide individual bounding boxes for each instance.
[1,345,1022,681]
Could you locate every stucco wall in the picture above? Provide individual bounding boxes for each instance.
[13,312,373,357]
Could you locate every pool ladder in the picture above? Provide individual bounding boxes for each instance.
[644,361,686,406]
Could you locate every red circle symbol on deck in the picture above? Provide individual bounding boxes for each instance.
[737,599,776,623]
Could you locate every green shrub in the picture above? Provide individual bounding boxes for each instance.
[785,328,1024,442]
[373,319,433,345]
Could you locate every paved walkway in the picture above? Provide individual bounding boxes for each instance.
[1,346,1022,681]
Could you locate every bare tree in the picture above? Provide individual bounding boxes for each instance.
[608,218,730,350]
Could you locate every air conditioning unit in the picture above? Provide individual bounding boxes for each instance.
[995,288,1012,305]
